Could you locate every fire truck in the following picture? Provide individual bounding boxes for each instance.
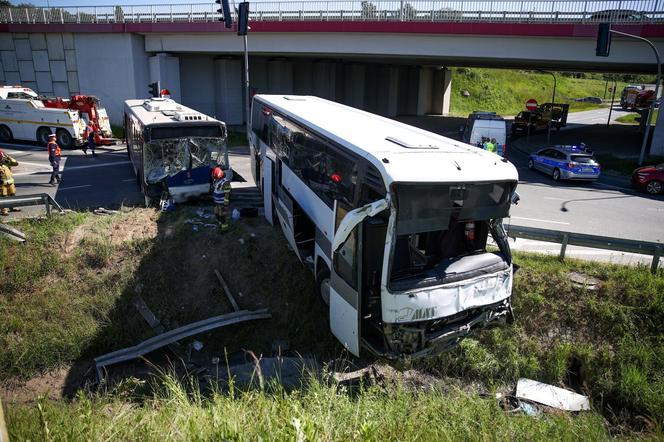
[0,86,114,148]
[621,86,656,110]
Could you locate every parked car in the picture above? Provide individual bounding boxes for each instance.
[631,164,664,194]
[528,145,601,181]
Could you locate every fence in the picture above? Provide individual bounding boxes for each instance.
[0,193,64,216]
[508,224,662,274]
[0,1,662,25]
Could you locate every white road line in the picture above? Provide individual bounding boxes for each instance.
[63,161,131,172]
[58,184,92,191]
[122,178,136,182]
[12,160,52,168]
[543,197,567,201]
[511,216,570,225]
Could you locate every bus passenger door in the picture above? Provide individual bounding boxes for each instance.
[263,157,274,225]
[330,198,389,356]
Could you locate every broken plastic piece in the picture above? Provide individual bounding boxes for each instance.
[515,378,590,411]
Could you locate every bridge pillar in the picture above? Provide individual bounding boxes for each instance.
[417,67,434,115]
[442,67,452,115]
[313,61,336,100]
[375,66,399,117]
[214,58,243,125]
[293,60,313,94]
[344,64,366,109]
[267,59,293,94]
[149,53,181,103]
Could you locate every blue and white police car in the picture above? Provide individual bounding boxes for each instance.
[528,145,601,181]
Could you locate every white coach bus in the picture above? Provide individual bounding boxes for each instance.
[124,96,230,206]
[249,95,519,359]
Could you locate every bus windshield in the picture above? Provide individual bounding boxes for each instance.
[144,135,228,184]
[390,182,515,291]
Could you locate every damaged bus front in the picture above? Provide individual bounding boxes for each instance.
[330,180,518,359]
[125,98,230,206]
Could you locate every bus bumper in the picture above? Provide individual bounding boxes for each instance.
[168,183,211,203]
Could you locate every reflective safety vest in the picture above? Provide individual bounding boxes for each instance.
[0,164,14,185]
[47,141,61,157]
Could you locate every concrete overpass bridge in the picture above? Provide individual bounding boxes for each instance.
[0,1,662,153]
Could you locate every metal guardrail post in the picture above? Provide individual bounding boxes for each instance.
[42,194,51,216]
[652,247,662,273]
[559,233,568,260]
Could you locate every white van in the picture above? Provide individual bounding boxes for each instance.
[460,112,508,156]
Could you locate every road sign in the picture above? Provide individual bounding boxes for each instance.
[526,99,538,111]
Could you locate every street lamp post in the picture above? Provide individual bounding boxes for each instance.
[538,69,557,144]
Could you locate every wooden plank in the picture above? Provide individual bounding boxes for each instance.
[214,269,240,312]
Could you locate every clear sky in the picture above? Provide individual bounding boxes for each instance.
[16,0,219,6]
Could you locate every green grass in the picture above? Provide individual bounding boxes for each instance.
[3,211,664,437]
[616,109,659,126]
[449,68,629,117]
[6,373,613,441]
[594,153,664,175]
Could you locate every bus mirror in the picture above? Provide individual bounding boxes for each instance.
[511,191,520,205]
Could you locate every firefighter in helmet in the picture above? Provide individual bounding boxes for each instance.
[211,166,231,232]
[0,149,19,216]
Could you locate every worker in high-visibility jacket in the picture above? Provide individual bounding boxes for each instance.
[47,134,62,185]
[211,166,231,232]
[0,149,19,216]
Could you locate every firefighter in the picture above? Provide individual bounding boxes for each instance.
[0,149,19,216]
[47,134,63,185]
[211,166,231,232]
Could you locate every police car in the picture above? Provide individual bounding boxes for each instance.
[528,145,601,181]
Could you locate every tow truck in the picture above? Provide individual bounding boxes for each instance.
[0,85,116,148]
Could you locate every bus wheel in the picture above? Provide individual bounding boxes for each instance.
[316,267,331,306]
[56,129,74,149]
[0,125,13,143]
[36,127,51,145]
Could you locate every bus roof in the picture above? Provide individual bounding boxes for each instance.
[124,98,223,126]
[255,95,517,185]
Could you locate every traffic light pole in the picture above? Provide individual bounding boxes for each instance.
[243,33,250,138]
[609,29,661,166]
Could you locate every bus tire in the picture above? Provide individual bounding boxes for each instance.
[316,267,331,306]
[0,125,13,143]
[37,127,51,145]
[56,129,74,150]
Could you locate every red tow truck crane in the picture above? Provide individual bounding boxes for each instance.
[41,95,117,145]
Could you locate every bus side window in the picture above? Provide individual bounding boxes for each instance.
[324,149,357,207]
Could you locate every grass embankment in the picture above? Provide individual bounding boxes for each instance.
[449,68,626,117]
[616,110,659,126]
[2,210,664,439]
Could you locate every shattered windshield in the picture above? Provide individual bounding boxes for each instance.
[144,137,228,184]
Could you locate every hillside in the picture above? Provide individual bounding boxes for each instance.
[1,209,664,439]
[449,68,633,117]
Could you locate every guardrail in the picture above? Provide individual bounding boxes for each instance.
[0,1,662,25]
[508,224,662,273]
[0,193,64,216]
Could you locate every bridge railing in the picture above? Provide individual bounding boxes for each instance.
[0,0,662,25]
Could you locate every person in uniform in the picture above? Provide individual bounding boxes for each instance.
[83,124,97,157]
[211,166,231,232]
[47,134,63,185]
[0,149,19,216]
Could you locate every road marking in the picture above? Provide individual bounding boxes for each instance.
[122,178,136,182]
[12,160,52,168]
[58,184,92,191]
[62,161,131,172]
[511,216,570,225]
[543,197,567,201]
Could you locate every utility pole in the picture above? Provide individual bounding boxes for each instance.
[538,69,557,145]
[238,2,250,137]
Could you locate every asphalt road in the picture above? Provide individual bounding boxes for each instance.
[565,104,632,126]
[3,137,662,266]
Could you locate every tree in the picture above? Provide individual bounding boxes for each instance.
[361,1,377,19]
[114,5,124,22]
[0,1,11,7]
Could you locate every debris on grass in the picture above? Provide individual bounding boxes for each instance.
[515,378,590,412]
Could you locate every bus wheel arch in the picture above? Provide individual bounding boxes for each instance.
[315,263,331,306]
[0,125,13,142]
[56,129,74,149]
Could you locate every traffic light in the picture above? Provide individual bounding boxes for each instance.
[148,81,159,97]
[237,2,249,36]
[216,0,232,29]
[596,23,612,57]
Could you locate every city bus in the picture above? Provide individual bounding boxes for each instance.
[124,97,230,206]
[249,95,519,359]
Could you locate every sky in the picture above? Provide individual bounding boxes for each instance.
[18,0,221,6]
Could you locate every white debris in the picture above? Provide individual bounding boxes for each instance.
[515,378,590,411]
